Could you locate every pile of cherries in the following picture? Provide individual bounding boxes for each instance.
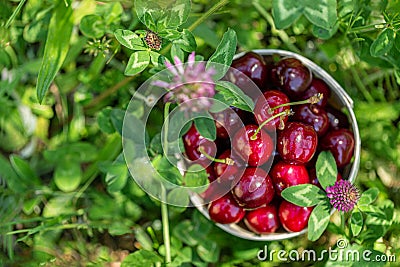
[183,52,355,234]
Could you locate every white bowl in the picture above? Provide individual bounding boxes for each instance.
[190,49,361,241]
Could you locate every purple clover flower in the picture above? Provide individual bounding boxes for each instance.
[152,52,216,113]
[326,180,360,212]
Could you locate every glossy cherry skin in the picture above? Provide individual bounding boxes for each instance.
[232,168,275,209]
[183,124,216,166]
[278,200,313,232]
[214,150,244,186]
[212,107,247,139]
[270,161,310,197]
[277,122,318,164]
[326,106,350,130]
[320,129,355,168]
[231,51,267,89]
[309,167,342,188]
[244,205,280,234]
[208,194,246,224]
[292,104,329,137]
[271,57,312,98]
[254,90,290,131]
[233,124,274,167]
[299,78,331,107]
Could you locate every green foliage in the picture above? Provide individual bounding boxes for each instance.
[316,151,338,189]
[36,0,73,103]
[1,0,400,265]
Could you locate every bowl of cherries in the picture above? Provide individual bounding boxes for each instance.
[186,49,361,241]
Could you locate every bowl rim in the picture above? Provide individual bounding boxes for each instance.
[190,49,361,241]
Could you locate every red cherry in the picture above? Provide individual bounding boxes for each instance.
[212,107,245,139]
[244,205,280,234]
[292,104,329,137]
[183,124,216,166]
[232,125,274,167]
[271,58,312,98]
[231,52,267,89]
[278,200,313,232]
[277,122,318,164]
[326,106,350,130]
[213,150,243,186]
[270,161,310,197]
[208,193,245,224]
[320,129,355,168]
[299,78,331,107]
[232,168,275,209]
[254,90,290,131]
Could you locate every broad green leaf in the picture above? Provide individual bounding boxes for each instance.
[281,184,326,207]
[0,154,27,193]
[197,239,220,263]
[98,2,123,25]
[303,0,337,30]
[173,220,201,246]
[307,200,331,241]
[210,92,234,113]
[167,187,189,207]
[110,108,126,135]
[134,0,163,31]
[184,164,209,193]
[79,14,105,39]
[194,116,216,141]
[121,250,163,267]
[114,29,146,50]
[97,107,115,134]
[370,28,395,57]
[36,1,73,103]
[134,227,154,251]
[215,81,254,112]
[316,151,337,190]
[44,142,97,164]
[165,0,191,28]
[173,29,196,52]
[170,43,185,62]
[159,29,181,41]
[272,0,302,29]
[10,155,41,186]
[206,28,237,80]
[42,195,74,217]
[358,187,379,205]
[125,51,150,76]
[99,154,129,193]
[350,208,363,236]
[54,160,82,192]
[312,23,338,39]
[272,0,337,30]
[149,51,165,68]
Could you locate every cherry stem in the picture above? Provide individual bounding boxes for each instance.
[250,109,294,140]
[198,146,235,165]
[269,93,324,113]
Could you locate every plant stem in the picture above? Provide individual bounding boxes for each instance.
[5,0,27,28]
[341,212,346,233]
[198,146,235,165]
[83,76,136,111]
[188,0,230,32]
[270,93,323,111]
[350,67,375,103]
[161,102,172,264]
[251,109,293,140]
